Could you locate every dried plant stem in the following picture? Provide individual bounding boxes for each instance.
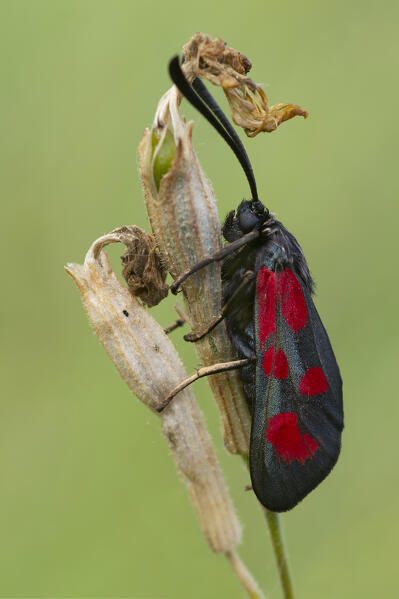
[66,229,266,599]
[263,509,294,599]
[226,550,265,599]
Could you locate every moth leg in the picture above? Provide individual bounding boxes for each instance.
[156,358,252,413]
[184,270,255,342]
[170,229,260,294]
[163,318,185,334]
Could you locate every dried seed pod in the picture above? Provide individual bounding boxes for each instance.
[139,88,251,455]
[65,229,241,553]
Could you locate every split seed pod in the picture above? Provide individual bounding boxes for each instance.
[65,228,241,552]
[139,84,251,455]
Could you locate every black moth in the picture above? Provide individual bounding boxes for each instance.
[166,57,343,512]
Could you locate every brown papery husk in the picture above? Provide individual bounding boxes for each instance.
[65,229,241,552]
[139,96,251,455]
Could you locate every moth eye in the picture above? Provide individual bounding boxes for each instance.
[239,210,259,232]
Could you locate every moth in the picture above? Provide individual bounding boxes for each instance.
[163,57,343,512]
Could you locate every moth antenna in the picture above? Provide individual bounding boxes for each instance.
[168,56,259,204]
[191,76,259,202]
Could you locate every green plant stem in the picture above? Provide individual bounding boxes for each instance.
[263,508,294,599]
[242,455,294,599]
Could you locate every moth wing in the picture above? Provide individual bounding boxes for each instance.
[250,266,343,512]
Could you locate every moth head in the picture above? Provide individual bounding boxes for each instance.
[237,200,268,232]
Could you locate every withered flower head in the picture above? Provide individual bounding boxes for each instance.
[120,225,168,307]
[182,33,308,137]
[183,33,253,88]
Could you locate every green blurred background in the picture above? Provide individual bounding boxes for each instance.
[1,1,398,597]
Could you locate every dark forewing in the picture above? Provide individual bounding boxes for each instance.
[250,264,343,512]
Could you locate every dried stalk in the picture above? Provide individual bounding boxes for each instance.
[66,228,264,598]
[139,88,251,456]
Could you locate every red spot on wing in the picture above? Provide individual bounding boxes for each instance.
[300,367,328,396]
[278,269,307,332]
[266,412,319,464]
[257,267,276,347]
[263,347,289,379]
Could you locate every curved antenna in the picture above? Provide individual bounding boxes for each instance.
[168,56,259,203]
[191,76,258,192]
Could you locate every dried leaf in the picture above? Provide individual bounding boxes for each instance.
[225,86,308,137]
